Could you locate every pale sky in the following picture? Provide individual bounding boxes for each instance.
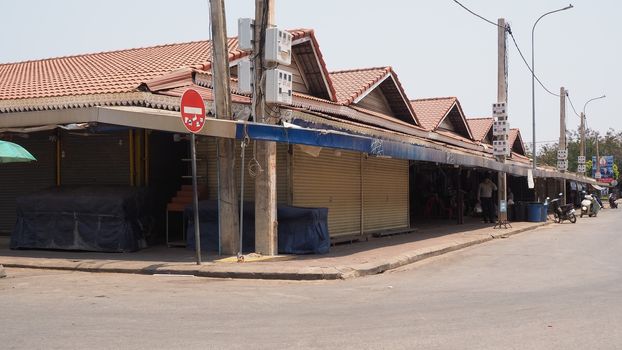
[1,0,619,151]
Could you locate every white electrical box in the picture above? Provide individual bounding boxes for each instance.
[557,160,568,171]
[238,18,254,51]
[578,155,586,164]
[265,69,292,105]
[492,102,507,118]
[238,59,252,94]
[577,164,586,173]
[265,27,292,65]
[493,140,510,156]
[557,149,568,160]
[493,120,509,136]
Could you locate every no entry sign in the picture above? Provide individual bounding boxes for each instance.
[180,89,206,133]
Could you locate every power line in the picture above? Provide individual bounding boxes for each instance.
[506,31,560,97]
[565,93,582,118]
[451,0,505,29]
[451,0,561,98]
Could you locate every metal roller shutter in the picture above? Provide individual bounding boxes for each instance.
[0,131,56,233]
[206,139,290,204]
[293,147,362,238]
[363,156,409,232]
[60,130,130,185]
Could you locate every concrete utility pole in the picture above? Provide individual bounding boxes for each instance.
[595,134,600,178]
[496,18,508,224]
[559,87,566,204]
[254,0,278,255]
[210,0,240,255]
[580,112,585,162]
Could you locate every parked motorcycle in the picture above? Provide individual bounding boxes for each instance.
[609,193,618,209]
[549,193,577,223]
[580,192,601,217]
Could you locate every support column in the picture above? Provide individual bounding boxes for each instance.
[210,0,240,255]
[496,18,508,225]
[254,0,278,255]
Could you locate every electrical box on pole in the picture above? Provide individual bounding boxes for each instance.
[238,59,253,94]
[265,27,292,65]
[265,69,292,104]
[238,18,254,51]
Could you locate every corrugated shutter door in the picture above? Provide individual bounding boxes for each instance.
[363,156,409,232]
[0,132,56,233]
[61,130,130,185]
[293,147,361,238]
[206,139,289,204]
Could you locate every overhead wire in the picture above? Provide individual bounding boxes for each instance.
[451,0,562,98]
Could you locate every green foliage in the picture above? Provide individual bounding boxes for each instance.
[536,127,622,180]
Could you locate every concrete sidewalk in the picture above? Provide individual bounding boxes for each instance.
[0,219,551,280]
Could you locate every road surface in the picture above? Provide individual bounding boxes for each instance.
[2,209,621,349]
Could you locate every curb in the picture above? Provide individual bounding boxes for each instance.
[1,222,552,281]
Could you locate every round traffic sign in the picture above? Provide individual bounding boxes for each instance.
[180,89,206,133]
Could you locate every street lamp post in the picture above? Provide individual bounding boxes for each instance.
[582,95,606,157]
[531,4,573,170]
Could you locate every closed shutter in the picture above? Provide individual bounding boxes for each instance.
[60,130,130,185]
[207,138,290,204]
[363,156,409,232]
[293,147,361,238]
[0,131,56,233]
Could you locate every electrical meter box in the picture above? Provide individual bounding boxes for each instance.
[493,140,510,156]
[238,18,254,51]
[578,155,586,164]
[265,27,292,65]
[557,159,568,171]
[493,120,509,136]
[492,102,507,118]
[265,69,292,105]
[238,59,252,94]
[577,164,586,173]
[557,149,568,160]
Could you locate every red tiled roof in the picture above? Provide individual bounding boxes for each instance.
[466,117,493,142]
[409,97,456,131]
[329,67,391,104]
[0,29,315,101]
[508,128,526,154]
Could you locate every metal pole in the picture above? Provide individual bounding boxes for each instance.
[191,133,201,265]
[531,4,574,171]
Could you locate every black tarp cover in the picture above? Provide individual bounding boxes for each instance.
[185,201,330,254]
[11,186,151,252]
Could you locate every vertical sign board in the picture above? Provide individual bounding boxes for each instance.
[180,89,206,265]
[592,155,614,183]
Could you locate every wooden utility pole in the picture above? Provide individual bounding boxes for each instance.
[496,18,508,225]
[210,0,240,255]
[559,87,566,204]
[254,0,278,255]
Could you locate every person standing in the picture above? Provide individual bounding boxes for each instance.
[478,176,498,223]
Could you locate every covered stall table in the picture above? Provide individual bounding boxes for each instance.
[11,186,152,252]
[185,200,330,254]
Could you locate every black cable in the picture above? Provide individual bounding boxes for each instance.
[566,93,582,118]
[507,31,560,97]
[451,0,562,98]
[451,0,505,29]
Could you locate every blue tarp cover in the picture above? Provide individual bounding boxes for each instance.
[185,200,330,254]
[10,186,150,252]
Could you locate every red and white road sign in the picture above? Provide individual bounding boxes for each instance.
[180,89,206,133]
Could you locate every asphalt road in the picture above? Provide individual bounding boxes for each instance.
[2,209,621,350]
